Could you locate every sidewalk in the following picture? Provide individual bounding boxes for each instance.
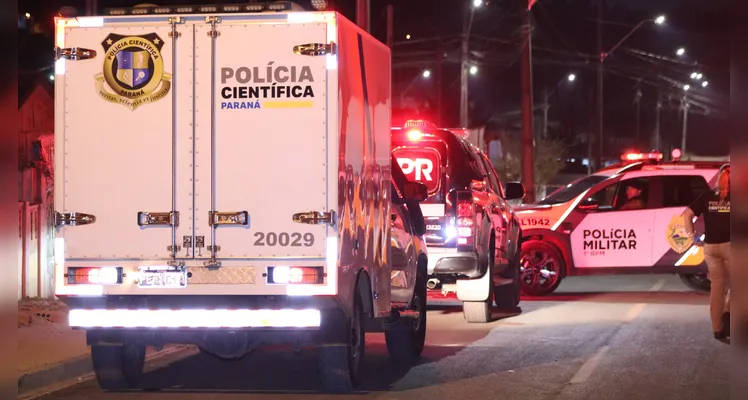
[17,299,192,395]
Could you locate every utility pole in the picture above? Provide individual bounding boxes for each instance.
[386,4,393,49]
[653,92,661,150]
[681,97,689,154]
[520,0,536,203]
[356,0,370,32]
[596,0,604,170]
[85,0,97,15]
[435,44,443,126]
[542,86,549,138]
[634,80,641,139]
[587,88,594,175]
[460,5,475,127]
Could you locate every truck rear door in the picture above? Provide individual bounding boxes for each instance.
[193,18,331,261]
[57,21,192,260]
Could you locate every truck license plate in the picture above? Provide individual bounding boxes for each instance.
[137,270,187,288]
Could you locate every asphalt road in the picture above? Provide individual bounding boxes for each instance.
[34,275,730,400]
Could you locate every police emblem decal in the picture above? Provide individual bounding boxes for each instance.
[94,33,171,111]
[665,214,693,254]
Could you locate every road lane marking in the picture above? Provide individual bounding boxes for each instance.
[649,279,667,292]
[569,345,610,384]
[625,303,647,322]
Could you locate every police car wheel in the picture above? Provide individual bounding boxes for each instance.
[678,273,711,295]
[519,240,564,297]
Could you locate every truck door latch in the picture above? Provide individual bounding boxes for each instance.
[137,211,179,227]
[54,47,97,61]
[54,212,96,228]
[292,210,336,226]
[293,42,337,56]
[209,211,249,226]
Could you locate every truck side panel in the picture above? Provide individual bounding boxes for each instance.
[336,18,392,317]
[56,23,192,261]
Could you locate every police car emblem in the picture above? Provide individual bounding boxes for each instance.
[666,214,693,254]
[94,33,172,111]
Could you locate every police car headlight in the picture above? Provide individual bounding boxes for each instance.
[310,0,328,10]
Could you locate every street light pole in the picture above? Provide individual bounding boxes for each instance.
[520,0,535,203]
[356,0,370,32]
[681,96,689,154]
[460,4,477,127]
[596,0,603,170]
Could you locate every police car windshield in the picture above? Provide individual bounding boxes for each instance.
[537,175,608,205]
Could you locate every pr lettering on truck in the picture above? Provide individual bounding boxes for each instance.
[53,3,429,393]
[515,151,725,296]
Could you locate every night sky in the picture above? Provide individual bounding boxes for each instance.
[18,0,729,157]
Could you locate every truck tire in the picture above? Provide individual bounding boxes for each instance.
[520,240,564,297]
[91,344,146,390]
[385,261,427,363]
[463,300,491,323]
[679,273,710,295]
[494,247,521,310]
[317,291,365,394]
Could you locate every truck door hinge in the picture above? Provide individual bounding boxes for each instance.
[168,16,184,37]
[292,210,336,226]
[137,211,179,227]
[54,212,96,228]
[54,47,97,61]
[293,42,337,57]
[206,16,221,37]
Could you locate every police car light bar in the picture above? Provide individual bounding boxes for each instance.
[403,119,437,130]
[622,151,663,161]
[106,2,302,15]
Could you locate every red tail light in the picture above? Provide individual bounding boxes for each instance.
[67,267,122,285]
[267,266,324,284]
[456,198,475,245]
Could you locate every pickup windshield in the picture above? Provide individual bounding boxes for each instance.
[537,175,609,205]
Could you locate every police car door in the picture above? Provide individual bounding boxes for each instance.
[193,18,330,261]
[570,175,657,269]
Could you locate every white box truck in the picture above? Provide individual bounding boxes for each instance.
[52,2,429,393]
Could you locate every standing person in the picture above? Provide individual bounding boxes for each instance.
[682,164,730,339]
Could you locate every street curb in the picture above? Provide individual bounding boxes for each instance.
[17,344,193,395]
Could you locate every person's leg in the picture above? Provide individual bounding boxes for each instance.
[705,244,727,334]
[719,242,730,336]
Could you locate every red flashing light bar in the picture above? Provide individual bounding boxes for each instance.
[622,151,663,161]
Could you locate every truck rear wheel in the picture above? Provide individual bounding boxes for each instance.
[385,261,427,363]
[317,292,365,393]
[91,343,146,390]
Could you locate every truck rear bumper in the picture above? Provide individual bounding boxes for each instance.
[426,248,482,279]
[64,295,353,357]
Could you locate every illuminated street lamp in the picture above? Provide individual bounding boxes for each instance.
[568,74,576,82]
[25,12,30,18]
[405,34,411,40]
[472,0,483,8]
[684,84,690,91]
[676,47,685,56]
[702,81,708,87]
[655,15,666,24]
[422,69,431,78]
[469,65,478,75]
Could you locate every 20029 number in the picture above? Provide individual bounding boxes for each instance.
[254,232,315,247]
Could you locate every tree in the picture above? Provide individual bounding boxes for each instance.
[492,134,566,199]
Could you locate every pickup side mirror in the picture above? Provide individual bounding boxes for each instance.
[504,181,526,200]
[402,181,429,202]
[471,178,489,192]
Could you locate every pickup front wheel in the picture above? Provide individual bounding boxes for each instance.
[385,260,427,363]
